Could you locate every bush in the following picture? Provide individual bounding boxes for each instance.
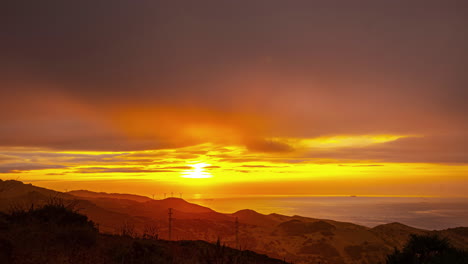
[2,199,99,262]
[0,238,13,263]
[386,234,468,264]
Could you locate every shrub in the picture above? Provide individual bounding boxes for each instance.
[386,234,468,264]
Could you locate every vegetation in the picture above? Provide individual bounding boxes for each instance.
[386,234,468,264]
[0,200,286,264]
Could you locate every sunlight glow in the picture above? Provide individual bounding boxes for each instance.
[302,134,417,148]
[181,162,213,179]
[265,134,418,149]
[3,137,466,197]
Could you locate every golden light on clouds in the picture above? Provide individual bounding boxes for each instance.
[266,134,417,150]
[1,1,467,201]
[302,135,413,148]
[1,133,467,197]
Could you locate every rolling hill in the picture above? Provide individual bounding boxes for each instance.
[1,180,467,264]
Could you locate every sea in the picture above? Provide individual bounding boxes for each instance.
[189,196,468,230]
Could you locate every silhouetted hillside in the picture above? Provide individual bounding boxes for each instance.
[0,202,287,264]
[1,180,468,264]
[0,180,66,200]
[68,190,153,203]
[232,209,279,227]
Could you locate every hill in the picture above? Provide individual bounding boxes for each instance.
[1,180,467,264]
[0,201,286,264]
[68,190,153,203]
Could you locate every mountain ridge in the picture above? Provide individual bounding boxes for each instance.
[1,179,467,264]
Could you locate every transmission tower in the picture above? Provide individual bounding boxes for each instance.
[168,208,173,240]
[235,217,239,249]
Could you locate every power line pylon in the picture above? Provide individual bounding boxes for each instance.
[235,217,239,249]
[168,208,173,240]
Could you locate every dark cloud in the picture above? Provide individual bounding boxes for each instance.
[175,150,207,155]
[219,158,267,163]
[0,151,128,164]
[173,154,200,160]
[246,139,294,153]
[0,155,18,163]
[158,166,192,170]
[239,165,283,168]
[122,152,171,158]
[338,164,384,167]
[74,167,174,174]
[0,163,67,173]
[0,0,466,159]
[304,135,468,164]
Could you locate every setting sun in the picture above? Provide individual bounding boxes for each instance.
[181,162,213,179]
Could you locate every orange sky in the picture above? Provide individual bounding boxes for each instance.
[1,1,467,197]
[1,134,467,198]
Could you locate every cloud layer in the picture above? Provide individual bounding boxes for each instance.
[0,0,467,195]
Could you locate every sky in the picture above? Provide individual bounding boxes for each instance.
[0,1,467,198]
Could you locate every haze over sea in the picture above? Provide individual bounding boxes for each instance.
[190,196,468,230]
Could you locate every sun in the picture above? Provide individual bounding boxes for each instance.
[181,162,213,179]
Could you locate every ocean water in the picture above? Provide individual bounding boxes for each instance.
[188,196,468,230]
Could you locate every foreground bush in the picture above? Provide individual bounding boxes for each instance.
[386,234,468,264]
